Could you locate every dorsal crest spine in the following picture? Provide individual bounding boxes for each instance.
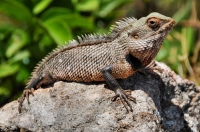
[27,16,137,85]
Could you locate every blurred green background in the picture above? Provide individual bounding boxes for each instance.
[0,0,199,107]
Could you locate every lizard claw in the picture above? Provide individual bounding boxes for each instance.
[18,88,34,113]
[111,88,136,113]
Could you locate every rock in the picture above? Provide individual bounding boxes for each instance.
[0,61,199,132]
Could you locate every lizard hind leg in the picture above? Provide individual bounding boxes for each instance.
[18,72,55,113]
[18,75,42,113]
[18,88,34,113]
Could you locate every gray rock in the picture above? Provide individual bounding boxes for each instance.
[0,61,199,132]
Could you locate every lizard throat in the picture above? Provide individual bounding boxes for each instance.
[130,33,166,67]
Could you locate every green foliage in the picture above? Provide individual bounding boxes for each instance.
[156,0,200,84]
[0,0,199,106]
[0,0,132,106]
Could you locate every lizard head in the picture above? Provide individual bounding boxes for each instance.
[127,12,175,42]
[125,12,175,66]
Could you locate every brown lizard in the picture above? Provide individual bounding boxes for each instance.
[18,12,175,113]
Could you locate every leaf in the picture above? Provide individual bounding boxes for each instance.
[0,63,19,78]
[6,29,29,58]
[156,48,168,61]
[16,67,30,83]
[9,50,30,63]
[43,20,72,45]
[73,0,99,12]
[33,0,53,15]
[98,0,131,17]
[41,7,72,21]
[41,8,93,44]
[0,13,19,30]
[0,86,10,96]
[185,27,195,54]
[0,0,32,22]
[172,0,191,23]
[43,14,93,29]
[63,14,94,29]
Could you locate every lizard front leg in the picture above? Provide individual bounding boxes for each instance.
[101,66,136,112]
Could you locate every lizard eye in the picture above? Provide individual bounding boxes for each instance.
[147,18,160,29]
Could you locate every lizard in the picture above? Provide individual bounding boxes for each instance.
[18,12,175,113]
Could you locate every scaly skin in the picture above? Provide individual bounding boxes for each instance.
[18,12,175,113]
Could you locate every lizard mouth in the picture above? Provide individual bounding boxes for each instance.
[157,19,176,34]
[143,19,175,40]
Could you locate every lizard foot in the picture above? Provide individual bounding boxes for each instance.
[111,88,136,113]
[18,88,34,113]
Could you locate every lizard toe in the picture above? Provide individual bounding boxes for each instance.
[112,88,136,113]
[18,89,35,113]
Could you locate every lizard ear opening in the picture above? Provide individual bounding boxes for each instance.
[128,32,139,39]
[147,17,160,30]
